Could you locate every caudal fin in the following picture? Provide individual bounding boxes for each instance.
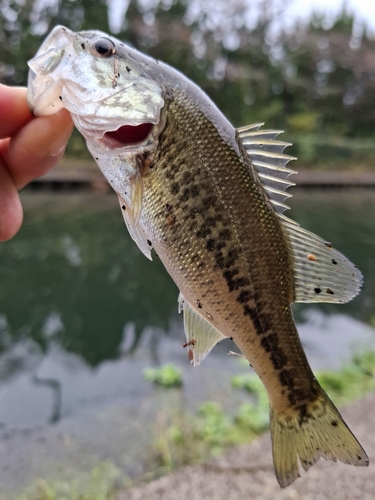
[270,385,369,488]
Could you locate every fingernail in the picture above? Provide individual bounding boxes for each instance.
[48,141,68,157]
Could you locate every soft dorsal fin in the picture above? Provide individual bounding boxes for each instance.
[237,123,297,214]
[279,216,363,304]
[178,294,226,366]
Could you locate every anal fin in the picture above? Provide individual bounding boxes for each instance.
[178,294,226,366]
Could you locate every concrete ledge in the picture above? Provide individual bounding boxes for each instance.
[28,161,375,192]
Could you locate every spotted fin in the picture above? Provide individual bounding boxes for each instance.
[270,382,368,488]
[237,123,296,213]
[178,294,226,366]
[280,216,362,303]
[118,195,152,260]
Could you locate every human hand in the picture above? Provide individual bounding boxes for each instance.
[0,84,74,241]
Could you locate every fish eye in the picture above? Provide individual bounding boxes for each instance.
[90,38,115,58]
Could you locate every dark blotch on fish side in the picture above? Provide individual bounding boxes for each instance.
[205,216,218,228]
[214,252,225,270]
[260,333,287,370]
[190,185,200,197]
[331,420,338,427]
[197,300,202,309]
[165,204,172,211]
[227,276,250,293]
[206,239,216,252]
[180,188,191,202]
[223,268,240,289]
[196,225,211,238]
[314,287,322,294]
[219,228,232,240]
[243,304,264,333]
[226,248,239,267]
[326,288,334,295]
[121,205,126,210]
[237,289,251,304]
[165,170,175,181]
[279,369,296,389]
[81,43,85,49]
[200,195,216,210]
[325,241,333,248]
[331,259,338,265]
[182,171,194,184]
[170,182,180,195]
[126,66,131,72]
[147,240,152,247]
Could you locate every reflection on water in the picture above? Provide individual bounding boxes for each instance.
[0,193,178,369]
[289,188,375,323]
[0,190,374,430]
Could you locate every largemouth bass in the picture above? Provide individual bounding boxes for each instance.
[27,26,369,487]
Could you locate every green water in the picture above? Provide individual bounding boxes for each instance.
[289,188,375,324]
[0,193,178,368]
[0,189,374,414]
[0,189,374,497]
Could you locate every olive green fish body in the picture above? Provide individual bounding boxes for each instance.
[27,26,369,488]
[142,90,315,413]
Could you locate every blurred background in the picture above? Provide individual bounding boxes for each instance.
[3,0,375,168]
[0,1,375,499]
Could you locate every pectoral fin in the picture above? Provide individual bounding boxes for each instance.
[118,195,152,260]
[178,294,226,366]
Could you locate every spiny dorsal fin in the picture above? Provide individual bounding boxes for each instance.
[237,123,297,214]
[279,216,363,304]
[178,294,226,366]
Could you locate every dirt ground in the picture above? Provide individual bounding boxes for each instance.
[117,392,375,500]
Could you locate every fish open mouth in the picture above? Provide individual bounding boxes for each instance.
[104,123,153,147]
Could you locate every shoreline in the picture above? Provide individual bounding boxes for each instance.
[116,392,375,500]
[26,160,375,192]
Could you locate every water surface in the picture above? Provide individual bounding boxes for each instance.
[0,189,374,496]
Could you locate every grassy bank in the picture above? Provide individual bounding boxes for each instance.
[16,350,375,500]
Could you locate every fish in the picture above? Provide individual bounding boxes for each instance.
[27,25,369,487]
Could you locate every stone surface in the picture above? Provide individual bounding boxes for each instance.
[118,392,375,500]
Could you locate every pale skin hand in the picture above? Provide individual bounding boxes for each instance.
[0,84,74,241]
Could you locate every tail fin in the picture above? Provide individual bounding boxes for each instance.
[270,385,369,488]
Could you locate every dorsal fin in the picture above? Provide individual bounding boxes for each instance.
[237,123,297,214]
[279,216,363,303]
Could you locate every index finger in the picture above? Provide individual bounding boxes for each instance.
[0,85,33,138]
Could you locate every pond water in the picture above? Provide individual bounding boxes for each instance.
[0,188,374,496]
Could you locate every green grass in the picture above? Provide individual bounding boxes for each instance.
[16,350,375,499]
[149,350,375,473]
[143,363,183,387]
[16,462,130,500]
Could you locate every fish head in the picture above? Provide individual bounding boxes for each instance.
[27,25,164,131]
[27,25,165,198]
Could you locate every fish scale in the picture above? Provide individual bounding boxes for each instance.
[27,25,369,488]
